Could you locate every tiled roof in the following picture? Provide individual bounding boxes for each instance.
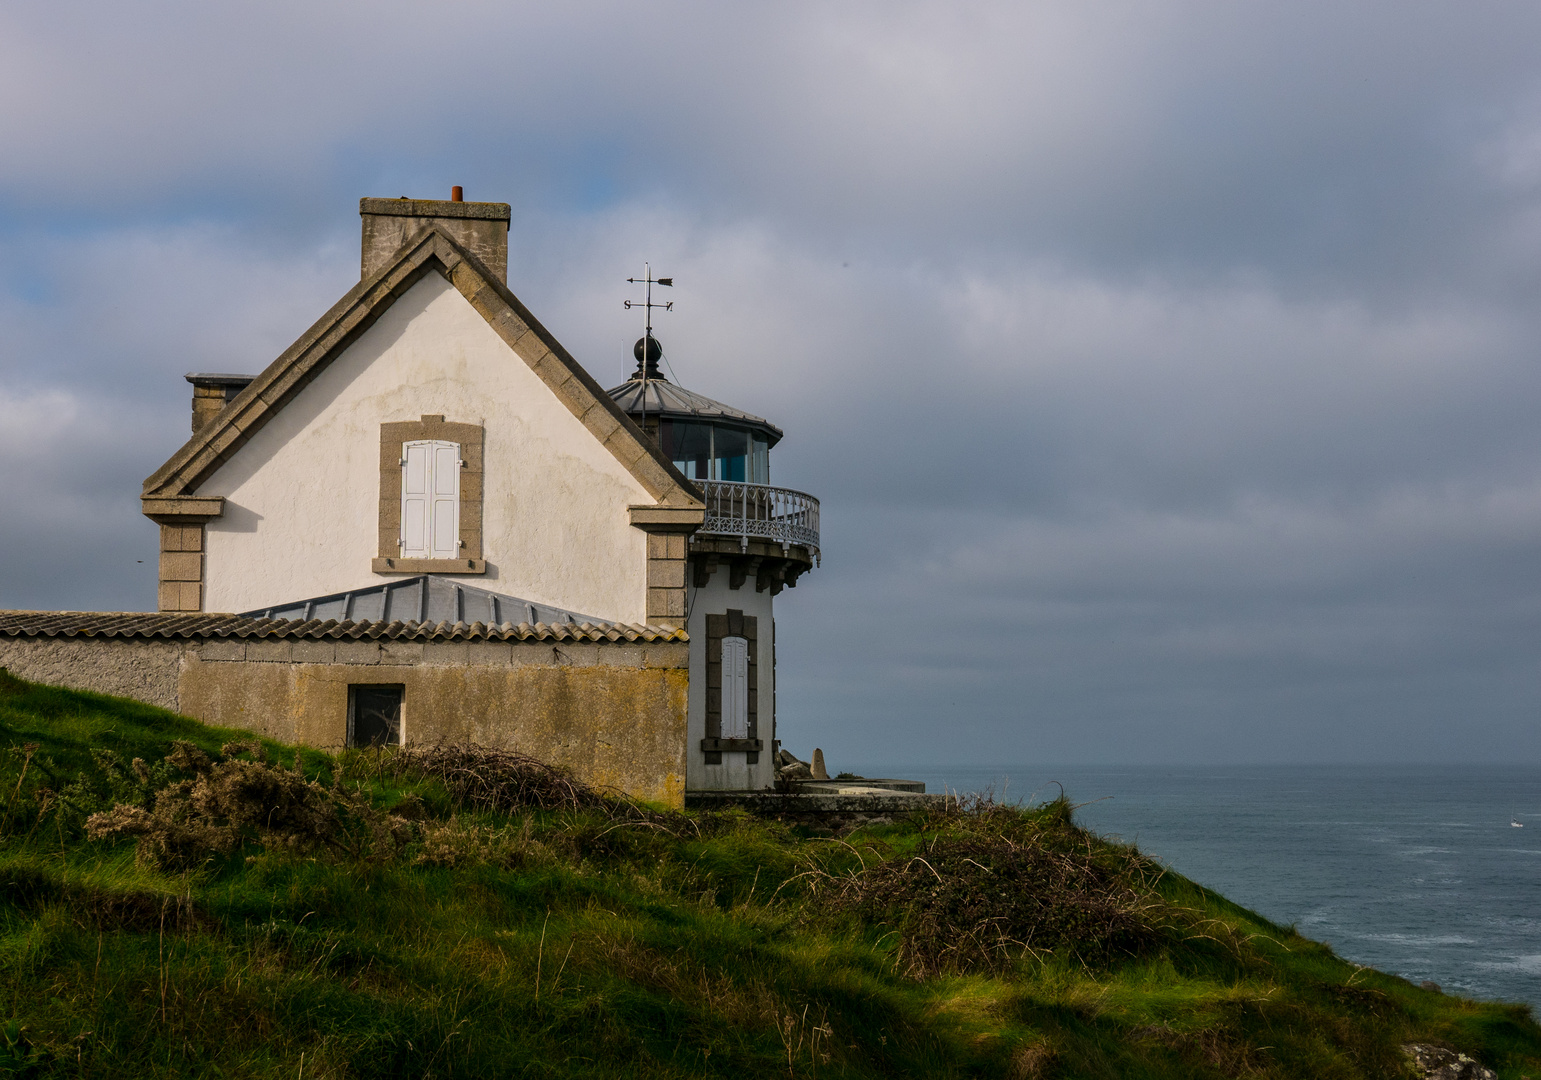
[0,611,687,644]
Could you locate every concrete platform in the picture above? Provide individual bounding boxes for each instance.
[793,778,927,794]
[684,787,953,828]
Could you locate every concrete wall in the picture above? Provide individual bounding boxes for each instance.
[199,273,653,622]
[0,635,689,807]
[685,573,776,791]
[0,638,184,711]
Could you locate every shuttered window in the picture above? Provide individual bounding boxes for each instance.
[704,610,758,763]
[721,636,750,739]
[400,440,460,559]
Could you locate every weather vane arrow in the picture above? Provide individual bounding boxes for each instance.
[624,263,673,376]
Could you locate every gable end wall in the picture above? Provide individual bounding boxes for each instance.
[196,275,654,620]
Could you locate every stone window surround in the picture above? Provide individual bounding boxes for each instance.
[374,415,486,575]
[703,608,758,765]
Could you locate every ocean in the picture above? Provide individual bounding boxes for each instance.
[892,763,1541,1006]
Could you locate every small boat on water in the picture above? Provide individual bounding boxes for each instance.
[1512,817,1524,828]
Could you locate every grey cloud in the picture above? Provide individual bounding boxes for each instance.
[2,3,1539,273]
[4,2,1541,764]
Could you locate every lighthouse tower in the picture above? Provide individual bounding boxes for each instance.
[607,335,820,791]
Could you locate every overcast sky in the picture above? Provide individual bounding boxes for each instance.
[4,1,1541,766]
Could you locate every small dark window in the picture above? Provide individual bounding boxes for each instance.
[349,685,403,747]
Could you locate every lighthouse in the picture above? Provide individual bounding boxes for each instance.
[608,334,820,792]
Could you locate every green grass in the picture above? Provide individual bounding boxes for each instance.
[0,668,1536,1078]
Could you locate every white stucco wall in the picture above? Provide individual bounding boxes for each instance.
[200,273,652,621]
[685,574,776,791]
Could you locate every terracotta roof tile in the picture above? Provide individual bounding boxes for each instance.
[0,611,687,644]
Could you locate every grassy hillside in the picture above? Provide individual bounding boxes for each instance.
[0,669,1536,1079]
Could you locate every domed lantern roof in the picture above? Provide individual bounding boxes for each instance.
[607,335,783,445]
[605,335,782,485]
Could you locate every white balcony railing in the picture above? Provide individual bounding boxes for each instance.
[697,481,820,559]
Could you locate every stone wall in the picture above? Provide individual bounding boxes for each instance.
[359,197,510,283]
[0,635,690,808]
[0,638,185,711]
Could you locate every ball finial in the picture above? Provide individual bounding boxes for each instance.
[633,335,664,379]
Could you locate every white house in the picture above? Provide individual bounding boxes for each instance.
[133,192,820,794]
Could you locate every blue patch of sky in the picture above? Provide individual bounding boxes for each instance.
[3,267,57,307]
[0,184,265,238]
[512,137,644,215]
[570,162,623,214]
[310,134,647,226]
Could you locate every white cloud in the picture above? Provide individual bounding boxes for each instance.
[0,387,79,451]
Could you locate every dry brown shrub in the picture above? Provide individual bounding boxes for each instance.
[84,740,695,870]
[87,741,413,869]
[829,802,1169,977]
[164,740,213,774]
[189,758,339,853]
[85,800,237,869]
[414,819,487,868]
[381,744,699,840]
[384,744,611,813]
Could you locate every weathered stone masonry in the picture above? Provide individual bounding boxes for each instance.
[0,613,691,807]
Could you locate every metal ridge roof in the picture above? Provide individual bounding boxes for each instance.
[606,378,783,445]
[238,575,601,627]
[0,611,687,644]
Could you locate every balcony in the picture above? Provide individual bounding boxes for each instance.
[696,481,820,562]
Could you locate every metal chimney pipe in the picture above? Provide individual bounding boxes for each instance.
[451,186,463,202]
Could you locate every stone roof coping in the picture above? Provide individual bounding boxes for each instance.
[184,373,256,386]
[0,611,686,644]
[144,224,702,512]
[359,198,511,222]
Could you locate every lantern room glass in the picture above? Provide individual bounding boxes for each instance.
[659,421,769,484]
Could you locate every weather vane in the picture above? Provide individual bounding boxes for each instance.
[625,263,673,379]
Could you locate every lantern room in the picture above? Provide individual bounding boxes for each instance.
[607,334,782,485]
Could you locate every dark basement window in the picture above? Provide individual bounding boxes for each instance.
[348,685,403,747]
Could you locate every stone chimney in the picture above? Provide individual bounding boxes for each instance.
[359,191,511,283]
[186,373,254,434]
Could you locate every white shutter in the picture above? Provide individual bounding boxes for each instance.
[400,442,432,558]
[430,442,460,559]
[721,636,749,739]
[401,440,460,559]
